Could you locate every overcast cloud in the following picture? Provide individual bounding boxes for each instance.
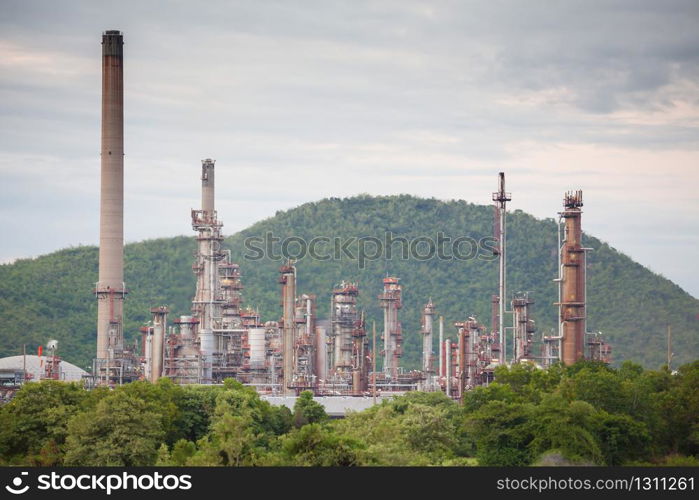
[1,0,698,296]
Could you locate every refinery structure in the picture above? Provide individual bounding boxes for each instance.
[51,31,613,399]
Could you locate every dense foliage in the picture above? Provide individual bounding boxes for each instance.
[1,361,697,466]
[0,195,697,371]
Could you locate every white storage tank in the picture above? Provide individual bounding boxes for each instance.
[249,327,266,369]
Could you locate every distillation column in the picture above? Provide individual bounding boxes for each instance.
[351,311,368,394]
[315,322,327,382]
[168,316,201,384]
[279,263,296,395]
[445,340,452,397]
[191,159,223,381]
[290,294,317,391]
[302,295,317,383]
[150,307,168,382]
[454,318,487,395]
[331,283,359,372]
[421,300,435,374]
[512,294,535,363]
[379,277,402,379]
[559,191,586,365]
[96,30,126,364]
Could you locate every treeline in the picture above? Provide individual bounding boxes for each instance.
[1,360,697,466]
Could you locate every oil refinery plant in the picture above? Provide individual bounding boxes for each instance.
[22,30,613,401]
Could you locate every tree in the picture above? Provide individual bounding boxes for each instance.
[3,361,697,467]
[400,404,456,458]
[170,439,197,465]
[527,396,603,464]
[63,391,164,466]
[591,411,650,465]
[155,443,170,465]
[280,424,366,466]
[654,361,699,456]
[293,391,327,428]
[559,366,629,414]
[205,413,259,466]
[186,381,287,466]
[467,401,534,466]
[463,382,518,412]
[0,381,89,464]
[117,379,182,445]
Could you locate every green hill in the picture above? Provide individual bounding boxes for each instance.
[1,194,697,371]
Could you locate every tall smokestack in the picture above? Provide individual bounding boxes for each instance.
[96,30,125,361]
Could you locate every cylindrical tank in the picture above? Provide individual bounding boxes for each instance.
[200,331,215,357]
[179,316,194,340]
[151,309,167,382]
[249,327,266,368]
[199,330,214,382]
[315,325,327,380]
[352,369,361,394]
[144,330,152,381]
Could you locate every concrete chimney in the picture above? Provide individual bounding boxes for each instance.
[96,30,125,360]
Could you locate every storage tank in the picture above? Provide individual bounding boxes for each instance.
[249,327,266,369]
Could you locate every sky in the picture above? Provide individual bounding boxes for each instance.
[1,0,698,297]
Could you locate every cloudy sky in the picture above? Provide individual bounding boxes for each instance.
[1,1,698,296]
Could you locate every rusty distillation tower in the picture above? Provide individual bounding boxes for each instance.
[557,190,587,365]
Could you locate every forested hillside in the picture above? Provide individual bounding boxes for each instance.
[0,195,697,370]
